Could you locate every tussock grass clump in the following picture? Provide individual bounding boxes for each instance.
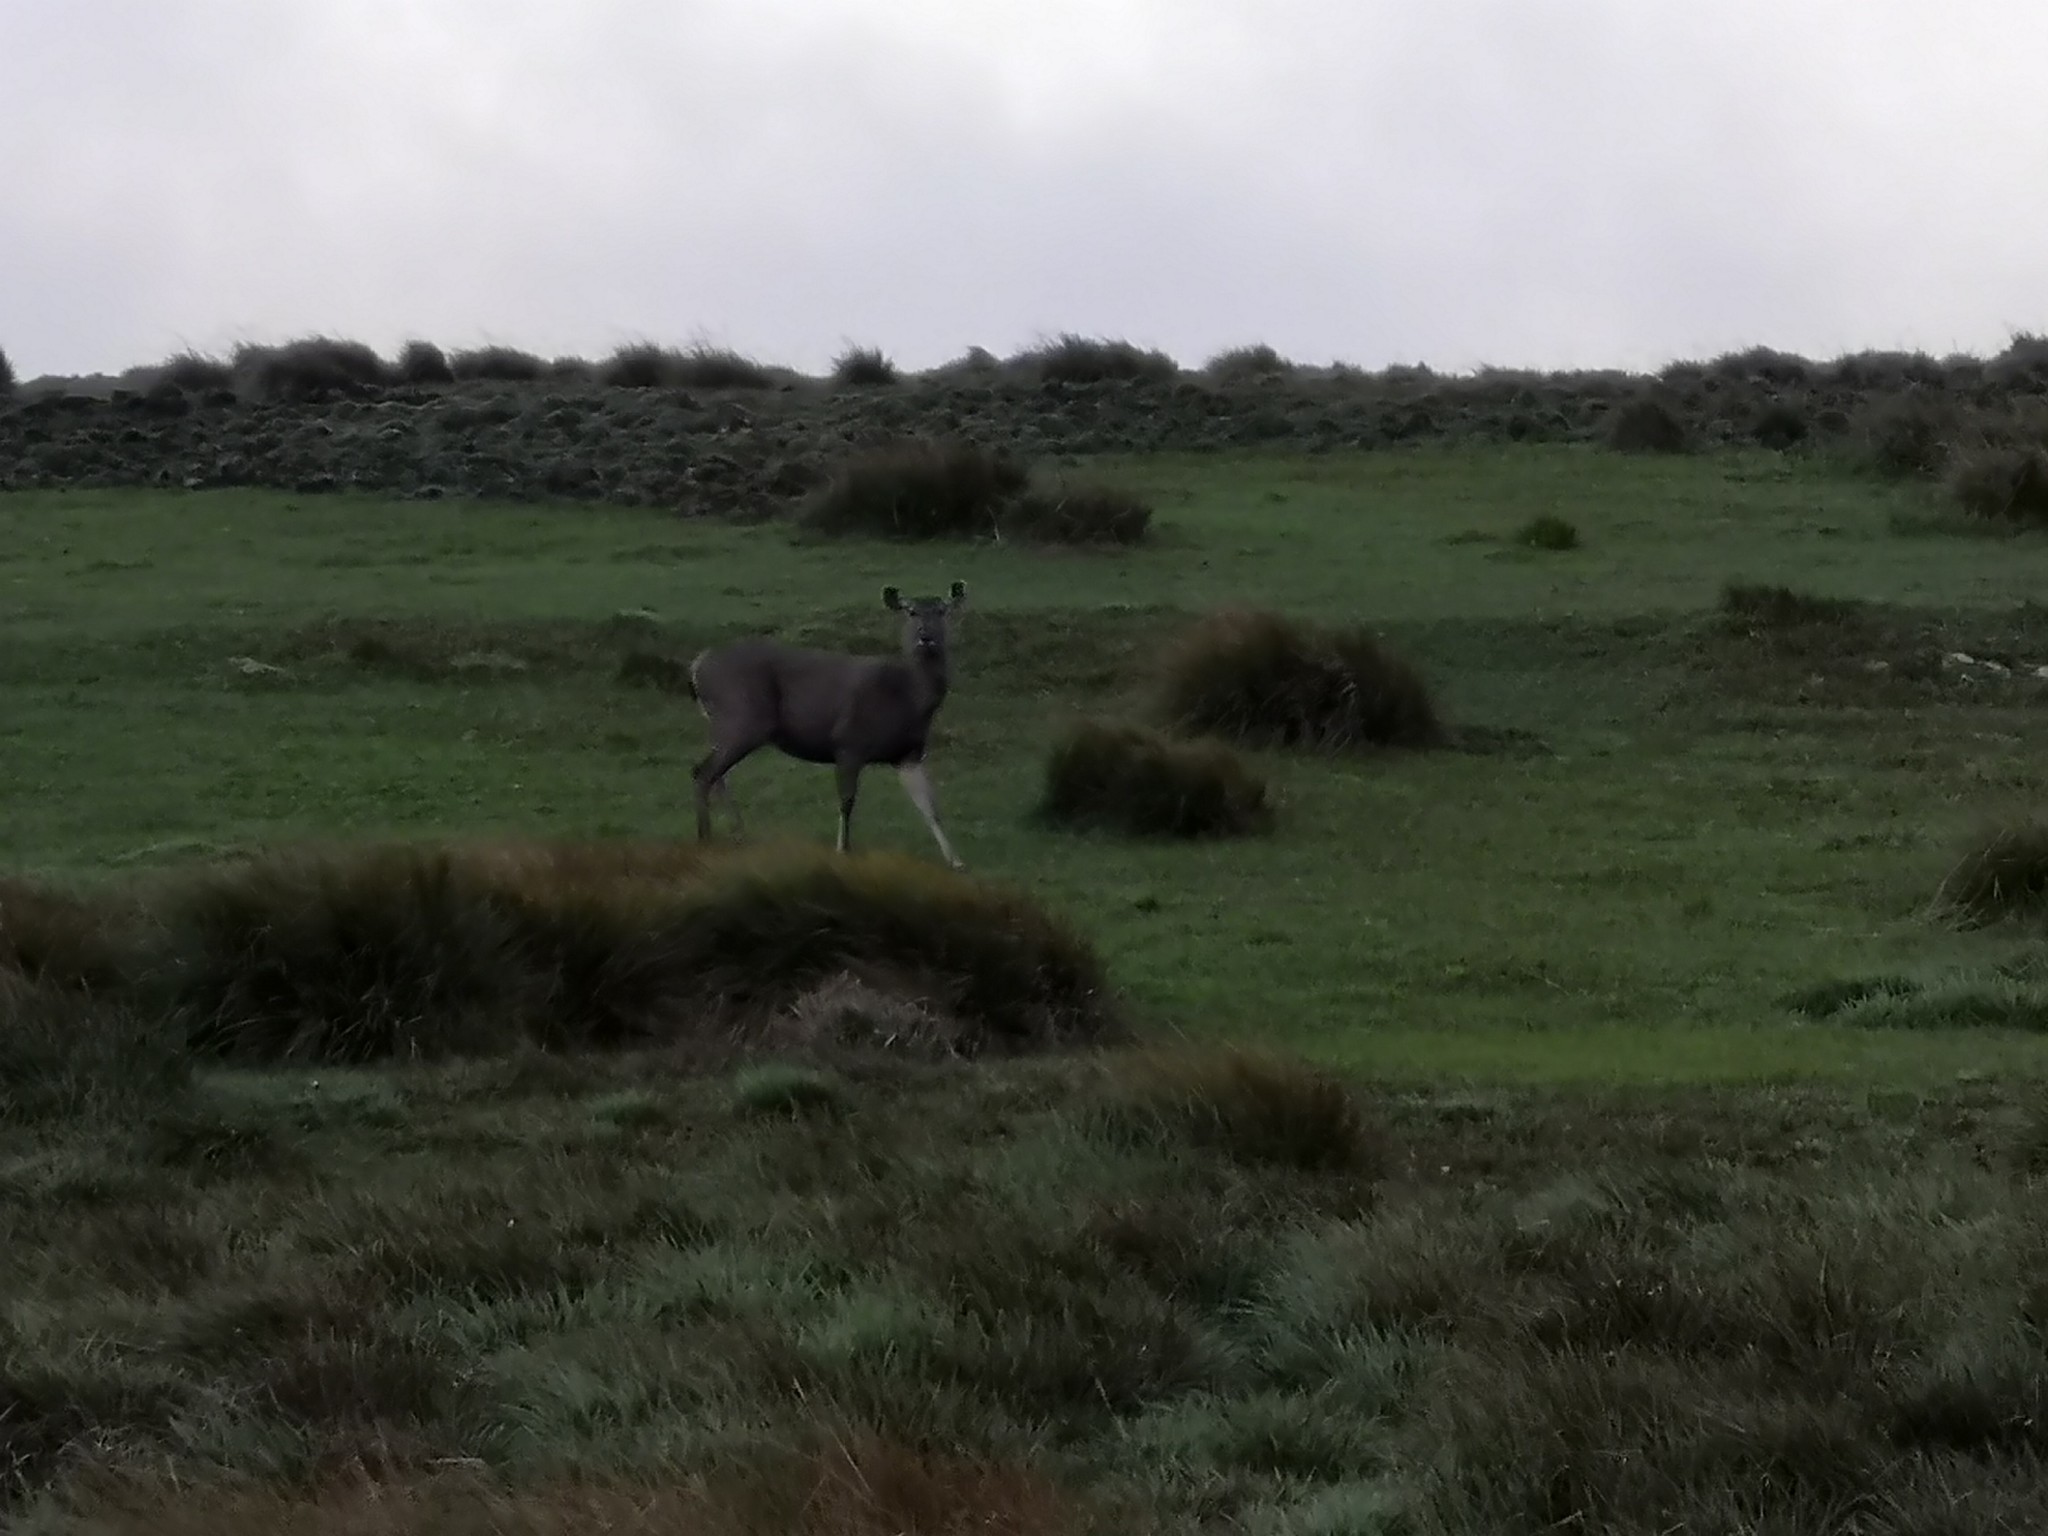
[0,876,137,990]
[146,840,1113,1065]
[1751,402,1809,449]
[731,1061,849,1117]
[1203,344,1295,384]
[1935,822,2048,925]
[394,339,454,385]
[832,344,899,386]
[1948,447,2048,526]
[0,344,13,397]
[800,439,1028,540]
[1098,1047,1387,1174]
[596,342,689,390]
[155,350,234,392]
[1039,720,1271,839]
[1515,513,1580,550]
[668,344,775,390]
[0,976,189,1126]
[1600,393,1689,453]
[232,337,390,403]
[1014,333,1179,386]
[449,345,549,383]
[1009,480,1153,545]
[1719,582,1863,628]
[1853,394,1957,477]
[1150,609,1445,752]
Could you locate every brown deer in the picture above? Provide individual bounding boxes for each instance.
[686,582,968,867]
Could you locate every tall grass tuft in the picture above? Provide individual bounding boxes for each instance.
[1099,1046,1389,1174]
[1039,720,1271,839]
[232,338,390,403]
[1009,480,1153,545]
[1203,344,1296,384]
[800,440,1028,540]
[138,840,1114,1065]
[0,343,13,396]
[1935,822,2048,925]
[832,345,900,386]
[155,351,234,392]
[1601,394,1689,453]
[394,339,455,385]
[1013,334,1179,386]
[449,346,550,383]
[1150,609,1445,751]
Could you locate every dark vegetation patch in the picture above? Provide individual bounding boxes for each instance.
[449,346,549,383]
[1600,393,1689,453]
[13,840,1113,1068]
[1514,512,1579,550]
[1149,609,1446,751]
[0,344,12,397]
[1782,954,2048,1032]
[1853,393,1959,478]
[156,351,235,393]
[1936,823,2048,925]
[395,339,454,385]
[1948,447,2048,526]
[831,344,899,386]
[1202,344,1295,384]
[1013,334,1179,387]
[1038,720,1272,839]
[6,1057,2046,1531]
[800,440,1151,545]
[230,338,390,405]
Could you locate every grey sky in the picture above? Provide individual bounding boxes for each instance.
[3,1,2044,382]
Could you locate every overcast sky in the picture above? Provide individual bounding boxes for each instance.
[3,1,2044,382]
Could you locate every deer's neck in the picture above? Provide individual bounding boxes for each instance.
[904,648,950,710]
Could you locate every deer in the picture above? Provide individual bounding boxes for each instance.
[685,581,969,868]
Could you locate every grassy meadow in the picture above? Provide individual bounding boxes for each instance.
[7,441,2048,1531]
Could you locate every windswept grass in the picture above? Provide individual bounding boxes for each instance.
[1935,822,2048,925]
[1038,720,1270,839]
[1149,609,1445,751]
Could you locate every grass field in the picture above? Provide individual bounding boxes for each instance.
[7,443,2048,1530]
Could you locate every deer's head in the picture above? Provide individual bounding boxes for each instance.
[883,580,967,661]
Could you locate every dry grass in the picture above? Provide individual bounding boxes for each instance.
[1097,1046,1388,1175]
[1009,480,1153,546]
[19,840,1115,1067]
[800,440,1028,540]
[1935,822,2048,925]
[1149,609,1445,751]
[155,350,235,393]
[1038,720,1271,839]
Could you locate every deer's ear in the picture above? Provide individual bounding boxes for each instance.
[882,586,903,611]
[947,580,967,608]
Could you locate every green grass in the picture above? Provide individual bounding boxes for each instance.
[11,442,2048,1528]
[7,445,2048,1080]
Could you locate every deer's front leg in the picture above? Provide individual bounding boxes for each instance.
[898,761,964,870]
[833,756,863,854]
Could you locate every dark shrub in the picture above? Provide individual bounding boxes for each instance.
[1854,394,1957,477]
[1204,344,1295,384]
[0,975,189,1125]
[832,345,899,386]
[597,342,686,389]
[1752,403,1809,449]
[1601,394,1689,453]
[1936,823,2048,925]
[1039,720,1271,839]
[1710,347,1813,387]
[1516,514,1580,550]
[1826,350,1946,390]
[157,351,234,392]
[449,346,549,383]
[1948,448,2048,525]
[1719,583,1863,628]
[801,440,1026,540]
[1100,1047,1388,1174]
[670,344,775,390]
[1151,609,1445,751]
[1014,334,1178,386]
[0,345,12,397]
[232,337,389,403]
[0,876,136,989]
[149,840,1114,1064]
[1009,480,1153,546]
[394,340,455,385]
[1987,332,2048,391]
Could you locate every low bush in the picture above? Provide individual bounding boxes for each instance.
[1515,513,1580,550]
[1935,822,2048,925]
[1038,720,1271,839]
[1014,334,1178,386]
[1852,394,1957,478]
[142,840,1114,1065]
[394,339,455,385]
[449,346,549,383]
[596,343,680,390]
[0,344,13,397]
[1600,393,1689,453]
[1751,402,1809,449]
[1203,344,1295,384]
[0,876,137,990]
[1710,346,1813,387]
[1719,582,1863,628]
[800,440,1027,540]
[668,344,775,390]
[1948,447,2048,526]
[156,351,234,392]
[832,345,899,386]
[1097,1046,1387,1174]
[1150,609,1445,751]
[232,337,389,403]
[1008,480,1153,546]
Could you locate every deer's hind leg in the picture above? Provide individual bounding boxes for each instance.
[833,755,865,854]
[693,737,762,842]
[897,760,963,870]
